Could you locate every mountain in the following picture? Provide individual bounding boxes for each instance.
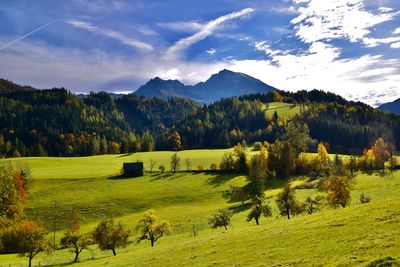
[134,69,277,103]
[0,78,35,94]
[378,98,400,115]
[134,77,194,99]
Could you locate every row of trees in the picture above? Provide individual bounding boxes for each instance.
[1,205,170,265]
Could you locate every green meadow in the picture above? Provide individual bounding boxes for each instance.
[263,102,302,118]
[1,151,400,266]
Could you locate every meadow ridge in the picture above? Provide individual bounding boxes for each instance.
[0,151,400,266]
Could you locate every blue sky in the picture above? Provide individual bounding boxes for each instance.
[0,0,399,106]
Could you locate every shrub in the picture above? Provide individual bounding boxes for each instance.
[359,193,371,204]
[197,165,204,171]
[210,163,218,171]
[208,209,232,230]
[158,165,165,173]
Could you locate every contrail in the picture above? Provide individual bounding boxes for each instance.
[0,20,55,50]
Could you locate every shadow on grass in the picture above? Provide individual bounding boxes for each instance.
[45,254,111,267]
[360,170,394,178]
[228,202,252,214]
[206,172,240,187]
[107,174,139,180]
[116,153,135,158]
[149,172,187,181]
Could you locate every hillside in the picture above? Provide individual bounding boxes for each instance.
[379,98,400,115]
[1,79,400,158]
[1,152,399,266]
[0,79,35,94]
[134,69,277,103]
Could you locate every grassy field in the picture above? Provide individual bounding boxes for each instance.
[4,149,233,180]
[263,102,302,118]
[1,152,400,266]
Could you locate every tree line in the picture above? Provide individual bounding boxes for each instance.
[1,80,400,158]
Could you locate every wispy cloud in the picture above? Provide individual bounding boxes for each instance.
[0,20,55,50]
[291,0,399,46]
[66,19,153,51]
[158,21,203,33]
[164,8,255,59]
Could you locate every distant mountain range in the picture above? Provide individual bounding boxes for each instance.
[134,69,277,103]
[379,98,400,115]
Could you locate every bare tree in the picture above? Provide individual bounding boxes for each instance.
[170,153,180,173]
[184,158,192,171]
[148,159,157,173]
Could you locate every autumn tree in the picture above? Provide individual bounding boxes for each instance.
[208,209,232,230]
[233,143,247,172]
[371,138,391,172]
[168,131,182,151]
[312,142,331,178]
[276,183,301,219]
[170,152,180,173]
[0,165,27,220]
[93,219,130,256]
[219,152,235,172]
[247,196,272,225]
[247,147,268,197]
[60,219,92,262]
[389,154,397,172]
[324,175,354,208]
[2,220,51,267]
[135,209,171,247]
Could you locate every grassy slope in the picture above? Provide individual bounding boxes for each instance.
[70,172,400,267]
[263,102,302,118]
[1,167,399,266]
[6,149,232,179]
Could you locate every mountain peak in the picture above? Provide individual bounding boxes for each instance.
[134,70,277,102]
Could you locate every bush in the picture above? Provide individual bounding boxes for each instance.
[210,163,218,171]
[197,165,204,171]
[359,193,371,204]
[158,165,165,173]
[366,256,400,267]
[208,209,232,230]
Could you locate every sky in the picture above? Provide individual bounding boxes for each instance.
[0,0,399,106]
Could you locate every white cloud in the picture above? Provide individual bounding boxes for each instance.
[254,41,286,57]
[206,48,216,55]
[158,21,203,33]
[291,0,399,45]
[66,20,153,51]
[394,27,400,34]
[164,8,255,60]
[379,7,393,13]
[363,36,400,47]
[225,40,400,107]
[391,42,400,48]
[1,36,399,107]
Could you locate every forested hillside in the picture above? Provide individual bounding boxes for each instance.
[0,80,399,157]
